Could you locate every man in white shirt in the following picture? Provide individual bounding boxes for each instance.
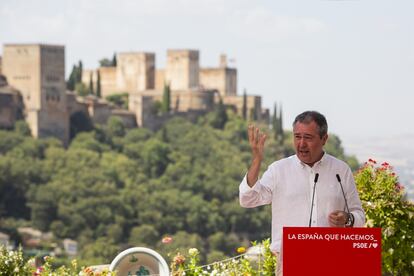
[239,111,365,275]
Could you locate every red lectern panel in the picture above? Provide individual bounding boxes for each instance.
[283,227,381,276]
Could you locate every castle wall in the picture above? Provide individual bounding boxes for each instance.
[99,67,118,98]
[222,94,262,121]
[3,45,42,110]
[76,96,112,125]
[82,67,119,98]
[111,109,137,128]
[129,88,215,127]
[66,91,88,115]
[0,87,23,129]
[35,108,69,141]
[155,69,165,90]
[116,52,155,92]
[200,67,237,97]
[261,108,270,125]
[88,101,112,125]
[171,89,215,112]
[166,50,199,90]
[2,44,69,145]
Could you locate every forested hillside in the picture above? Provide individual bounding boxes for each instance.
[0,112,358,265]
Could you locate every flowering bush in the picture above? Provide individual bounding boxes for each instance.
[170,239,277,276]
[355,159,414,275]
[0,246,115,276]
[0,246,34,275]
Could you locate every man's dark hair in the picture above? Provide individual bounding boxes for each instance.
[292,111,328,138]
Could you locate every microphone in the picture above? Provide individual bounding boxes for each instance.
[336,174,350,214]
[308,173,319,227]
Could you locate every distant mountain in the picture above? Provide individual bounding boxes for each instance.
[343,134,414,202]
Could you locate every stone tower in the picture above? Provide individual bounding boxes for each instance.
[165,50,199,90]
[116,52,155,92]
[199,54,237,97]
[2,44,69,145]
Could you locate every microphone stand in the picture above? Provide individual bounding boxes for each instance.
[308,173,319,227]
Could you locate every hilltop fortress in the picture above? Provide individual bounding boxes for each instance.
[0,44,269,145]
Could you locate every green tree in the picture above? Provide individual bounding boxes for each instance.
[69,111,93,139]
[128,225,159,247]
[105,93,128,109]
[242,89,247,120]
[141,138,170,177]
[207,98,228,129]
[14,120,31,136]
[29,185,57,231]
[123,128,153,144]
[161,82,171,114]
[88,72,94,95]
[75,82,88,96]
[96,69,101,98]
[69,132,110,153]
[66,61,83,91]
[272,103,279,140]
[79,237,120,266]
[66,64,77,91]
[112,53,117,66]
[0,131,24,154]
[99,58,113,67]
[106,116,126,138]
[249,107,257,121]
[278,104,284,145]
[77,61,83,83]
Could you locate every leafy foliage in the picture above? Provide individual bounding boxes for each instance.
[162,82,171,114]
[66,61,83,91]
[355,159,414,275]
[0,246,34,275]
[105,93,129,109]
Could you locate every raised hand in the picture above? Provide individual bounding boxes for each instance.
[246,125,267,186]
[248,124,267,161]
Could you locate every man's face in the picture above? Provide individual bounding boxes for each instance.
[293,121,328,166]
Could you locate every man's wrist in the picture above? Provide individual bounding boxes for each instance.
[345,212,355,227]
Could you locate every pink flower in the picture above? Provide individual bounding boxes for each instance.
[381,162,389,167]
[173,253,185,265]
[162,236,173,244]
[33,266,44,276]
[395,183,404,191]
[368,158,377,164]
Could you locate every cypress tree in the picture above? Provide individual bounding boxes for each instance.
[67,65,77,91]
[112,53,117,66]
[272,102,279,141]
[278,104,284,145]
[77,61,83,83]
[242,89,247,120]
[162,82,171,113]
[213,98,228,129]
[88,72,94,95]
[96,70,101,98]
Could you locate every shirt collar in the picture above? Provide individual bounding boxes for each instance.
[295,152,327,169]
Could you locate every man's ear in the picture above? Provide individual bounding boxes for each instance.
[322,134,328,145]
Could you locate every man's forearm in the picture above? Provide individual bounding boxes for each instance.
[247,157,262,187]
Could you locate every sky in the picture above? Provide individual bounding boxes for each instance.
[0,0,413,162]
